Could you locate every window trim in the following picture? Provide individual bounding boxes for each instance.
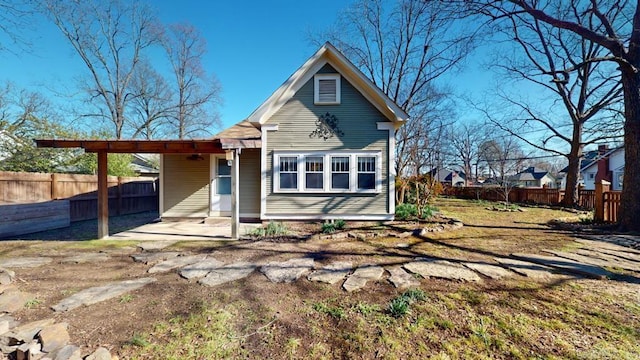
[276,155,299,191]
[273,151,381,194]
[314,74,341,105]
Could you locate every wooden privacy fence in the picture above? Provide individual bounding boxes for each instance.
[0,171,158,222]
[442,184,621,223]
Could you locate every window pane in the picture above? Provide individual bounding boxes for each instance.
[280,157,297,172]
[332,157,349,171]
[305,156,323,172]
[218,159,231,176]
[332,173,349,189]
[358,157,375,172]
[280,173,297,189]
[306,173,323,189]
[358,173,375,190]
[217,177,231,195]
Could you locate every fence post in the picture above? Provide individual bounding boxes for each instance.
[117,176,123,216]
[594,180,610,222]
[51,173,58,200]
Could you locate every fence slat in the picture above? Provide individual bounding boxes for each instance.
[0,171,158,222]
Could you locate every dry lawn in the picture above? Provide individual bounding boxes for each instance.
[3,198,640,359]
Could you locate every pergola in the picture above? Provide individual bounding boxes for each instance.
[36,137,260,239]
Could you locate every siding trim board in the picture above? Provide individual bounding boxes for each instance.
[378,122,396,214]
[260,124,279,219]
[264,213,394,221]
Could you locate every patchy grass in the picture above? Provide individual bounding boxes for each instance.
[7,198,640,359]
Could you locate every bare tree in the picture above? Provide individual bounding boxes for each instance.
[446,122,485,184]
[479,131,526,204]
[39,0,159,138]
[0,0,32,54]
[128,60,173,139]
[315,0,476,176]
[162,22,221,139]
[473,2,623,207]
[465,0,640,232]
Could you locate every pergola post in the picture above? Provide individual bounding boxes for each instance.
[97,151,109,239]
[230,149,240,239]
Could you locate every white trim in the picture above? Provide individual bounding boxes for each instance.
[246,42,409,125]
[159,154,165,218]
[260,124,279,220]
[314,74,341,105]
[273,151,382,194]
[240,212,260,219]
[263,213,394,221]
[377,122,396,215]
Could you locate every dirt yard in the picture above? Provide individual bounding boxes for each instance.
[2,198,640,359]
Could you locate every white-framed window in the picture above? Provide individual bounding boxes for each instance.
[278,156,298,190]
[305,156,324,190]
[274,151,381,193]
[314,74,341,105]
[357,156,376,190]
[331,156,350,190]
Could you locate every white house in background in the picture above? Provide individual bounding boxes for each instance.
[581,146,624,190]
[558,144,610,190]
[510,167,556,188]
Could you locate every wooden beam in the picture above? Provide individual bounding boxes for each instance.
[97,151,109,239]
[231,150,239,239]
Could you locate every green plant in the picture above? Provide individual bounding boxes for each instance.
[402,288,426,302]
[421,205,438,219]
[395,203,418,220]
[250,221,288,237]
[120,294,134,303]
[312,301,346,320]
[354,302,381,315]
[321,222,336,234]
[127,334,150,348]
[24,298,42,309]
[388,297,410,318]
[334,219,346,230]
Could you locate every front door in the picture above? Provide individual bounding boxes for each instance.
[211,156,231,215]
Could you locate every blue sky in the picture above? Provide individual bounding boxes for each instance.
[0,0,353,132]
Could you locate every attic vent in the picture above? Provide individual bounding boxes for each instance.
[314,74,341,105]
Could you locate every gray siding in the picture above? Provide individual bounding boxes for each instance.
[265,65,391,217]
[239,148,260,216]
[162,154,210,218]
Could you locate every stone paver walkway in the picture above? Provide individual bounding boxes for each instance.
[198,262,257,287]
[494,257,555,279]
[343,265,385,292]
[52,278,157,312]
[307,261,353,284]
[131,252,180,265]
[1,257,52,268]
[404,258,482,282]
[512,253,611,279]
[387,266,420,288]
[180,258,225,280]
[148,254,208,274]
[463,262,517,280]
[260,258,315,283]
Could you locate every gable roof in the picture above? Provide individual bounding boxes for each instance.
[246,42,409,126]
[511,167,554,181]
[581,146,623,173]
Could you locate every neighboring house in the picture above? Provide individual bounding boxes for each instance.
[131,154,159,177]
[159,42,408,221]
[428,169,467,187]
[581,146,624,191]
[558,144,609,189]
[510,167,556,188]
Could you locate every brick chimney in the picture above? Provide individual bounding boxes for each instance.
[598,144,608,155]
[595,150,611,184]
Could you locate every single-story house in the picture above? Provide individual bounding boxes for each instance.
[159,42,408,221]
[428,169,468,187]
[510,167,556,188]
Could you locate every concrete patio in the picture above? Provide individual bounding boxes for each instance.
[108,218,262,241]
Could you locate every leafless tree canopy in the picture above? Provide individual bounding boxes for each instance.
[472,0,625,206]
[314,0,477,176]
[161,22,222,139]
[466,0,640,230]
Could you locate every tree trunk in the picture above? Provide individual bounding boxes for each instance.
[618,70,640,231]
[561,141,583,207]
